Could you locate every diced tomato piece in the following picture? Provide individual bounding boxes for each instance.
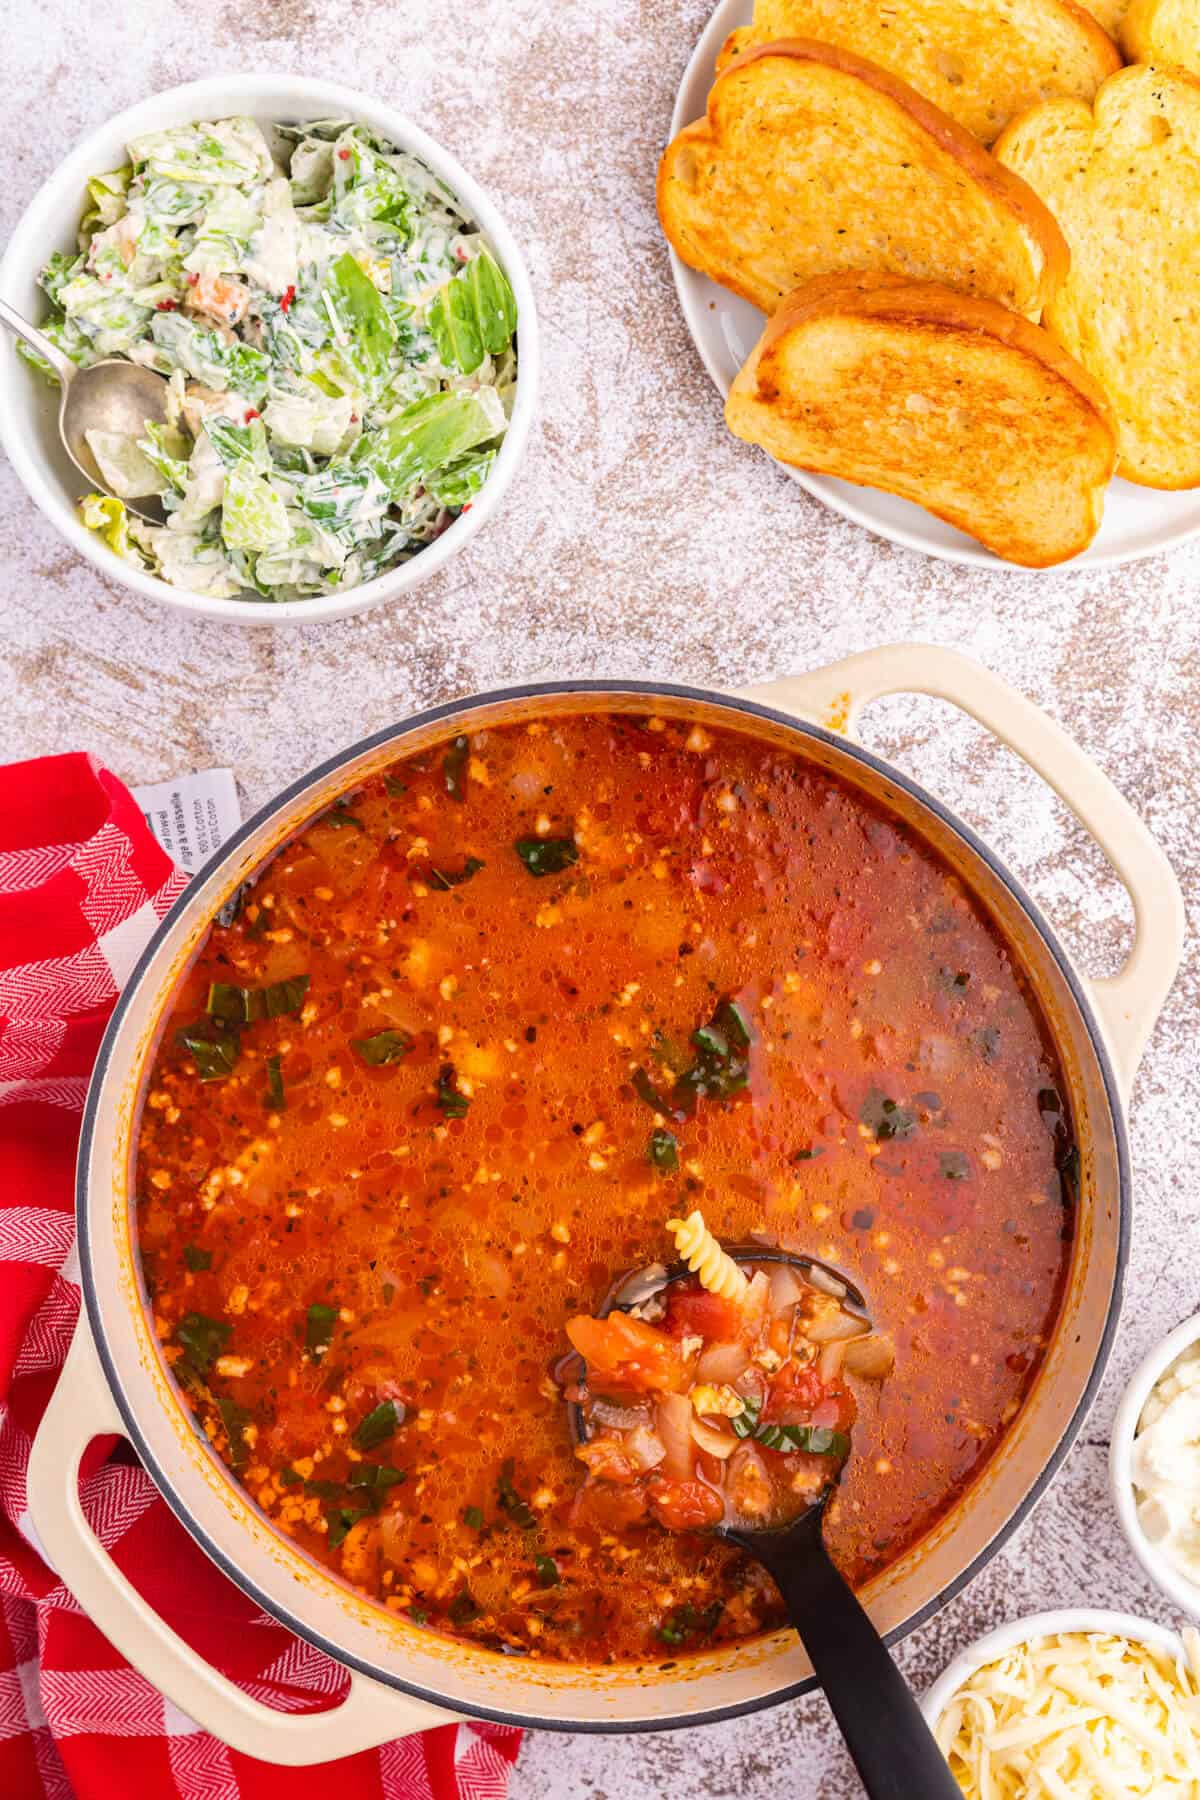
[761,1361,827,1424]
[646,1477,725,1533]
[662,1284,743,1344]
[566,1313,687,1393]
[572,1482,649,1531]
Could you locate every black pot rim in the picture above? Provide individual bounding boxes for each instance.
[76,676,1131,1736]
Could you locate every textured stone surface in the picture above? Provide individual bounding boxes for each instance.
[2,3,1199,1794]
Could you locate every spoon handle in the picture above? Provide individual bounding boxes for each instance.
[762,1528,961,1799]
[0,295,74,382]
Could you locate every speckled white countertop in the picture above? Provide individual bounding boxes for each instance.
[2,2,1198,1793]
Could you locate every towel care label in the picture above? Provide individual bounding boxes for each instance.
[132,768,241,875]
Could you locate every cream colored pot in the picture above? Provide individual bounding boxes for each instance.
[27,644,1184,1764]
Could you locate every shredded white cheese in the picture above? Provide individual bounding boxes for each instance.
[935,1629,1200,1797]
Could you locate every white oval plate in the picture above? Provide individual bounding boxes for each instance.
[668,0,1200,571]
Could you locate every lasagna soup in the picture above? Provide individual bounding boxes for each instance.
[134,708,1076,1664]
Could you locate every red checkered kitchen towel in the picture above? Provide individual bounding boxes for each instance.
[0,753,522,1800]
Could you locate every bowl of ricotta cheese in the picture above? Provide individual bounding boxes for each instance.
[1112,1314,1200,1613]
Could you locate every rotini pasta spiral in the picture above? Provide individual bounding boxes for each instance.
[665,1209,749,1301]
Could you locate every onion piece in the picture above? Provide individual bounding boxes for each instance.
[625,1425,667,1471]
[695,1340,751,1384]
[843,1333,896,1381]
[768,1265,809,1313]
[690,1416,738,1459]
[656,1391,694,1479]
[590,1399,652,1431]
[819,1342,847,1384]
[806,1309,870,1344]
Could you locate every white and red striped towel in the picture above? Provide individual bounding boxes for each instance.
[0,752,522,1800]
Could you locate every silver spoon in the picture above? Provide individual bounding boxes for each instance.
[0,295,169,523]
[565,1245,961,1800]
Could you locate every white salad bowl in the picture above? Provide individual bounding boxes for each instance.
[0,74,539,627]
[1110,1312,1200,1617]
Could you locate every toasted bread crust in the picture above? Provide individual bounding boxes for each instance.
[658,40,1069,317]
[1121,0,1200,71]
[714,0,1119,144]
[759,273,1116,427]
[727,272,1117,565]
[996,62,1200,488]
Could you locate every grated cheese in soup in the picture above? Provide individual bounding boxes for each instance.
[934,1628,1200,1797]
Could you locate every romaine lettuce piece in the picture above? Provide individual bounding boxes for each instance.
[40,251,85,308]
[83,166,133,230]
[137,421,191,492]
[79,493,148,566]
[149,312,270,403]
[84,428,166,499]
[205,416,271,472]
[220,464,290,551]
[128,118,274,188]
[425,446,498,509]
[184,187,262,275]
[324,253,396,396]
[263,389,356,457]
[427,250,517,374]
[350,388,505,499]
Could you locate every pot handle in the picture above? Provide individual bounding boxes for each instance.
[736,643,1184,1100]
[26,1317,455,1765]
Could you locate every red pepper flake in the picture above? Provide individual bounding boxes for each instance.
[462,503,473,513]
[244,409,260,423]
[337,148,352,161]
[156,298,179,312]
[280,284,296,314]
[349,413,359,424]
[187,271,200,286]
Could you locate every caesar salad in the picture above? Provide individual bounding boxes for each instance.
[22,115,519,602]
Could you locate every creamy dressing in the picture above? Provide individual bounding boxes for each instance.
[1132,1342,1200,1587]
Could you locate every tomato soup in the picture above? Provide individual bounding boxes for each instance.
[133,709,1075,1664]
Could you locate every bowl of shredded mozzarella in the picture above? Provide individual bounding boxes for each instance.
[925,1610,1200,1797]
[0,75,538,624]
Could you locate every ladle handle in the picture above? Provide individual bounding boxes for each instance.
[0,294,74,381]
[756,1528,961,1800]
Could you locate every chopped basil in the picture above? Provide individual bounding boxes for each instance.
[435,1064,470,1118]
[305,1302,338,1356]
[177,1312,231,1375]
[973,1026,1001,1062]
[731,1395,761,1439]
[497,1460,538,1530]
[325,803,365,832]
[534,1553,560,1587]
[353,1399,404,1450]
[178,1027,240,1082]
[278,1465,303,1486]
[448,1588,480,1624]
[514,836,578,878]
[632,1066,674,1114]
[939,1151,971,1182]
[206,975,310,1025]
[264,1055,285,1111]
[658,1601,722,1645]
[673,996,753,1109]
[348,1463,406,1492]
[305,1479,345,1499]
[754,1423,849,1457]
[183,1245,212,1272]
[384,777,408,797]
[408,1607,428,1625]
[463,1505,484,1530]
[791,1146,824,1163]
[420,856,484,890]
[648,1128,679,1172]
[218,1398,253,1467]
[443,734,470,802]
[327,1507,367,1548]
[353,1029,414,1066]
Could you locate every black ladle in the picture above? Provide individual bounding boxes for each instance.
[566,1245,960,1800]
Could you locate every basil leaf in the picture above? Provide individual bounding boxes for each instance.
[353,1399,404,1450]
[279,1466,303,1486]
[648,1128,679,1173]
[514,837,578,878]
[183,1245,212,1272]
[264,1055,285,1111]
[177,1312,231,1375]
[218,1397,253,1468]
[435,1064,469,1118]
[178,1027,240,1082]
[448,1588,480,1625]
[443,734,469,801]
[348,1463,406,1491]
[497,1460,537,1530]
[305,1301,338,1356]
[327,1507,367,1549]
[462,1505,484,1530]
[419,857,484,891]
[534,1553,559,1588]
[353,1029,414,1066]
[206,975,310,1025]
